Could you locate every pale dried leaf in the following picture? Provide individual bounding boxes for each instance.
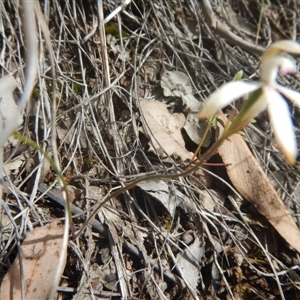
[160,70,201,111]
[98,207,123,232]
[183,17,200,40]
[4,153,26,176]
[217,112,300,253]
[161,70,192,96]
[200,189,225,212]
[211,262,222,295]
[140,99,193,161]
[0,220,65,300]
[182,93,202,112]
[176,236,204,290]
[183,113,212,146]
[57,120,87,148]
[107,35,130,61]
[0,75,22,128]
[138,179,205,218]
[160,70,207,145]
[5,135,21,148]
[137,180,177,216]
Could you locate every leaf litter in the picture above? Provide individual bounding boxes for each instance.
[1,1,300,300]
[161,70,212,146]
[0,220,64,300]
[140,99,192,161]
[217,111,300,253]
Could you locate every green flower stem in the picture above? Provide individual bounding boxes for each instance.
[193,114,216,160]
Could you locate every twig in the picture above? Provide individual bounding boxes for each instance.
[201,0,265,55]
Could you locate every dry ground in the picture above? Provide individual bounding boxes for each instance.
[1,0,300,299]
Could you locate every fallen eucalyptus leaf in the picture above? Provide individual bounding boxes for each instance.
[0,220,65,299]
[160,70,201,112]
[160,70,211,146]
[183,113,212,146]
[176,236,204,290]
[137,180,177,216]
[217,112,300,253]
[140,99,193,161]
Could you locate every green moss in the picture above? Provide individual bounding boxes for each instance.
[32,87,40,99]
[105,22,128,38]
[72,82,82,94]
[85,157,100,167]
[129,45,135,55]
[162,212,173,230]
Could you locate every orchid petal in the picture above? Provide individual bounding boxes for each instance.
[266,87,297,164]
[198,81,262,118]
[267,40,300,55]
[275,84,300,108]
[260,55,296,83]
[263,40,300,61]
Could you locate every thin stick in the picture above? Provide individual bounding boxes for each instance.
[74,133,228,238]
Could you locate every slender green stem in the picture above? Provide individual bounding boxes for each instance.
[12,133,73,225]
[192,115,216,161]
[255,0,264,44]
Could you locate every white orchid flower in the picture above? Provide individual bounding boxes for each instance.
[198,40,300,165]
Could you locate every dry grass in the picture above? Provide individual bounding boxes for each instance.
[1,0,300,299]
